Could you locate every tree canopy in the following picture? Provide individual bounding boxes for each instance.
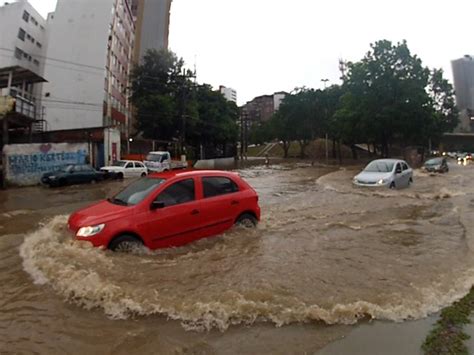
[130,49,238,157]
[262,39,458,158]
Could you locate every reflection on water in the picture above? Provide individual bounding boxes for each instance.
[1,162,474,353]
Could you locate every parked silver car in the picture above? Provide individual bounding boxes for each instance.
[353,159,413,189]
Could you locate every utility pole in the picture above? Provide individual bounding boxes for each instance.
[321,79,330,164]
[238,107,249,160]
[178,68,196,157]
[239,108,249,160]
[244,111,248,160]
[338,58,348,81]
[240,107,244,159]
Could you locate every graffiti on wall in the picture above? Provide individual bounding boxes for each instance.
[3,143,88,186]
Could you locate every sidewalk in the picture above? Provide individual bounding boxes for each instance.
[316,317,438,355]
[465,316,474,353]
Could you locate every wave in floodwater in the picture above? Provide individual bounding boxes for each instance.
[18,165,474,332]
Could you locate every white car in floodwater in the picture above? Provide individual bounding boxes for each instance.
[353,159,413,189]
[100,160,148,179]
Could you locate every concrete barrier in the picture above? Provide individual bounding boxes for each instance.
[193,157,236,170]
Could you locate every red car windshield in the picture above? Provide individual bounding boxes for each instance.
[111,178,166,206]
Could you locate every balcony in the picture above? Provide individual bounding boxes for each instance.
[8,87,38,120]
[0,65,47,145]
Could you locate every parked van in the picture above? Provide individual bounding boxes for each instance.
[143,151,188,172]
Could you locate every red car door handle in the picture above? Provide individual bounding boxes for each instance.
[191,209,200,215]
[231,200,239,205]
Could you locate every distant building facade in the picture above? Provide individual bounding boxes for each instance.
[42,0,135,135]
[452,55,474,132]
[219,85,237,103]
[0,0,48,121]
[132,0,172,63]
[241,92,287,123]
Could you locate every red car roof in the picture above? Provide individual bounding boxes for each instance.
[148,169,239,180]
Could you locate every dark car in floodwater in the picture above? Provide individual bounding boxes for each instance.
[41,164,105,187]
[423,157,449,173]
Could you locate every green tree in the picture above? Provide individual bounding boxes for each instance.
[268,110,295,158]
[248,121,271,145]
[191,84,239,156]
[323,85,346,159]
[130,49,196,145]
[427,68,459,141]
[336,40,458,157]
[131,50,238,158]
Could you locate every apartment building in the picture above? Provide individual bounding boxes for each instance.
[0,0,48,114]
[241,92,287,123]
[42,0,135,135]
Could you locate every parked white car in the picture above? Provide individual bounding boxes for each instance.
[100,160,148,179]
[353,159,413,189]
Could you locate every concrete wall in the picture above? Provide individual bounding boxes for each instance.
[2,142,88,186]
[42,0,115,131]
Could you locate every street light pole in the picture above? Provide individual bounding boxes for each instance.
[321,78,329,89]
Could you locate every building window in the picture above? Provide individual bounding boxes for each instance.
[22,10,30,22]
[23,52,28,59]
[33,59,39,66]
[18,28,26,41]
[14,47,23,59]
[36,42,42,48]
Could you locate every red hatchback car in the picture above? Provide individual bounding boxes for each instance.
[68,170,261,251]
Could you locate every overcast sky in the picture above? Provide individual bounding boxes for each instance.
[29,0,474,105]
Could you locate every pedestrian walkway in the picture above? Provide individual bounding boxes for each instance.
[316,317,438,355]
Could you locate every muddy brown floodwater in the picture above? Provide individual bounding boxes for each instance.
[1,162,474,354]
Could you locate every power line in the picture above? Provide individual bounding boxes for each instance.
[0,52,105,76]
[0,47,104,71]
[41,98,103,107]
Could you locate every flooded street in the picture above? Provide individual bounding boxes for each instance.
[1,162,474,354]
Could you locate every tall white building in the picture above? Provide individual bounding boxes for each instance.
[219,85,237,103]
[42,0,135,134]
[0,0,48,122]
[132,0,172,62]
[452,55,474,132]
[273,91,286,111]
